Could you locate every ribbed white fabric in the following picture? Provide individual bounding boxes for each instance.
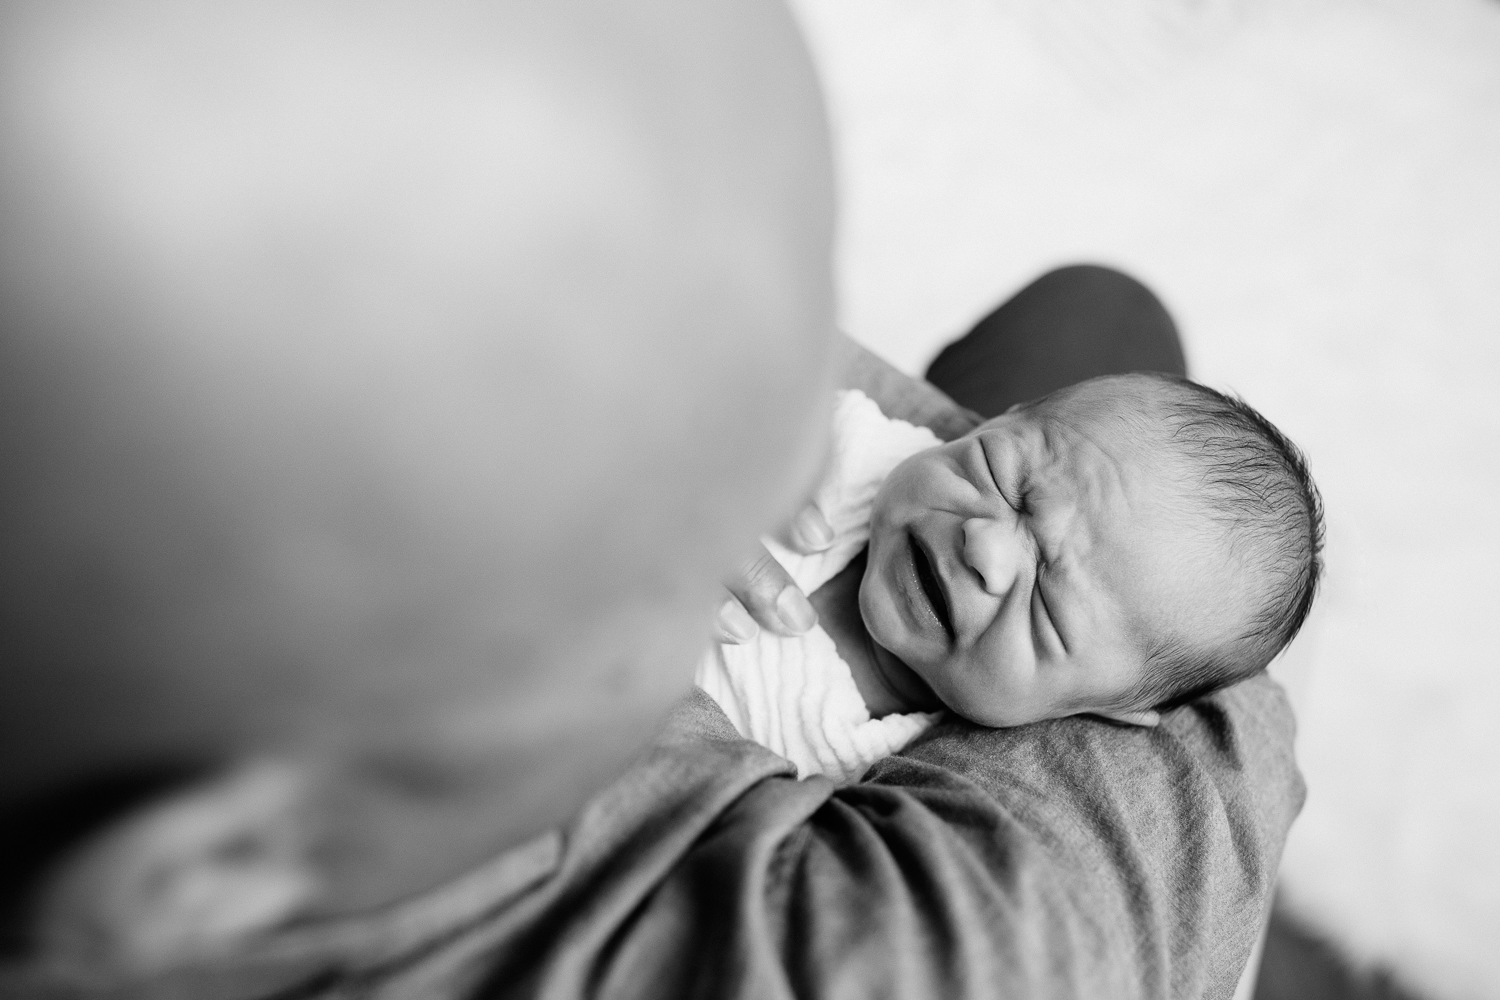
[696,390,944,784]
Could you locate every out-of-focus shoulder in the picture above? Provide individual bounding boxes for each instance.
[833,335,981,442]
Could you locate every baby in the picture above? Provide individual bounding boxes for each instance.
[697,372,1324,783]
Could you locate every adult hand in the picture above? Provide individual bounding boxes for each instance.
[715,504,833,643]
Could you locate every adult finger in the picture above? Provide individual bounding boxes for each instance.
[719,546,818,642]
[781,503,834,554]
[714,598,760,644]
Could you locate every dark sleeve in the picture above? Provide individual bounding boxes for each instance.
[612,676,1302,1000]
[833,334,984,441]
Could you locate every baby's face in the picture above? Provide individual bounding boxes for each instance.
[861,377,1241,728]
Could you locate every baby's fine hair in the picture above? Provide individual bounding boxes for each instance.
[1126,372,1325,713]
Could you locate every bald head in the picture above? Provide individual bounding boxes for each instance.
[0,0,835,826]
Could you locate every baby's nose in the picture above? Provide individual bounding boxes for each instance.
[962,517,1024,596]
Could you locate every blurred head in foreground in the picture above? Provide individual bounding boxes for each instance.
[0,0,836,928]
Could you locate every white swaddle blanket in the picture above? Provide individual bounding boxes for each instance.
[695,390,945,784]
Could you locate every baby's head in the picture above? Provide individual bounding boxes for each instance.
[861,372,1324,728]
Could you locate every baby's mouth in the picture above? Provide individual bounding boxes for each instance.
[910,532,954,641]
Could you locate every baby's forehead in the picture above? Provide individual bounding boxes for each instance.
[968,378,1178,470]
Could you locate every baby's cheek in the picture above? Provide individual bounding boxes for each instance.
[938,658,1020,727]
[866,478,907,540]
[958,640,1043,719]
[865,495,896,547]
[869,457,932,526]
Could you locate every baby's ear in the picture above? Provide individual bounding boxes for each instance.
[1096,707,1161,728]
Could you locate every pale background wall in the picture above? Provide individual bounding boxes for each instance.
[784,1,1500,997]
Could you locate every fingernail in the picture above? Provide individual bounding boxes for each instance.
[775,587,818,633]
[717,601,758,643]
[791,507,834,551]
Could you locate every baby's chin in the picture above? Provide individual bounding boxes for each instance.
[855,581,946,714]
